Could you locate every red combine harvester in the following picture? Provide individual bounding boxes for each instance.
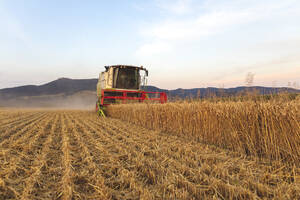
[96,65,167,116]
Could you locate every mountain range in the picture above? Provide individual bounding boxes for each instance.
[0,78,299,108]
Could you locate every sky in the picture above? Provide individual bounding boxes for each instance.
[0,0,299,89]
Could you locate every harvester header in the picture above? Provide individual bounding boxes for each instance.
[96,65,167,116]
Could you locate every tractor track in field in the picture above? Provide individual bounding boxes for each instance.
[0,111,33,125]
[26,113,64,199]
[0,110,299,200]
[0,112,56,199]
[0,111,45,128]
[0,112,48,145]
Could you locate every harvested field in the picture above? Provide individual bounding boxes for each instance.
[0,109,299,199]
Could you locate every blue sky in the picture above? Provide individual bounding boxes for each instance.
[0,0,299,89]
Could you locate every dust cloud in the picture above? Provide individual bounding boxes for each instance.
[0,91,96,110]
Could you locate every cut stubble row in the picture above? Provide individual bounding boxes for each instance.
[0,110,299,200]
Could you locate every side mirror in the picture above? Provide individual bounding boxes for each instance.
[146,70,149,76]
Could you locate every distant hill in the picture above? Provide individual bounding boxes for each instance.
[0,78,98,99]
[162,86,300,99]
[142,85,300,99]
[0,78,299,107]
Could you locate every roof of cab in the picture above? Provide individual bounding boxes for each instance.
[104,65,145,71]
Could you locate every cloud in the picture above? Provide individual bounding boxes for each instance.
[132,2,147,12]
[144,11,254,41]
[155,0,192,15]
[135,0,300,57]
[135,41,172,57]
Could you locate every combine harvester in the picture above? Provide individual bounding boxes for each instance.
[96,65,167,116]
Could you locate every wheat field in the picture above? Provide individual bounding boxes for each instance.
[107,98,300,166]
[0,109,299,199]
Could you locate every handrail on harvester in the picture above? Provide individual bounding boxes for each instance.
[100,89,167,106]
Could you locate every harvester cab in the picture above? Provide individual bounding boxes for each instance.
[96,65,167,116]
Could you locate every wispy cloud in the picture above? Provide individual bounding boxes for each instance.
[155,0,193,15]
[136,0,300,57]
[135,41,172,57]
[143,11,254,41]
